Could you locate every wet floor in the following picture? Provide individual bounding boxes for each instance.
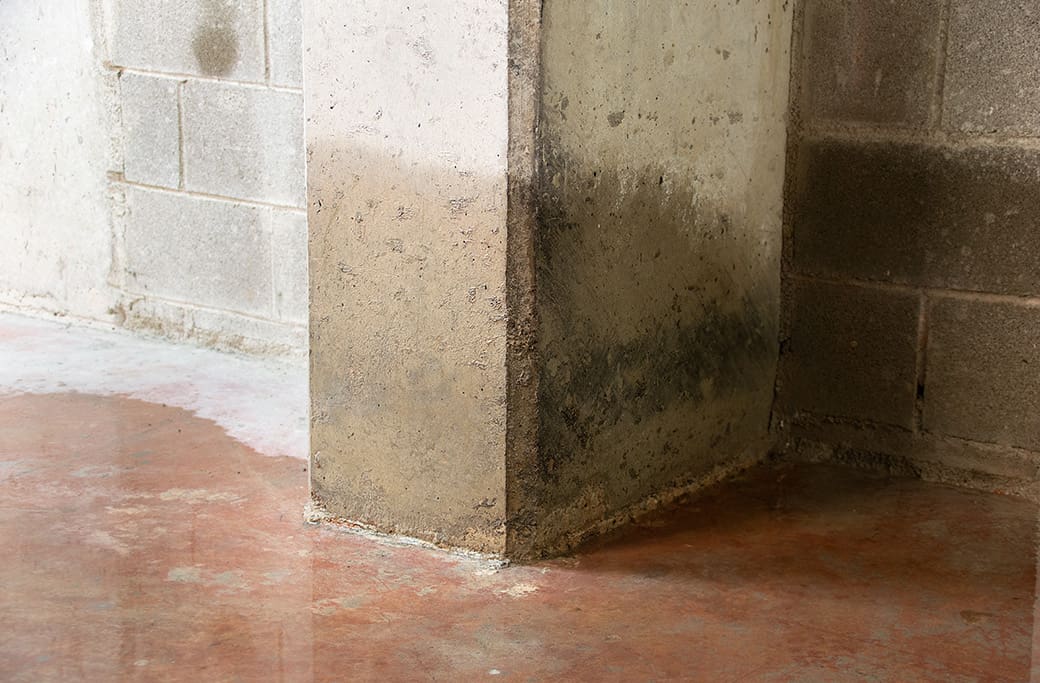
[1,388,1037,681]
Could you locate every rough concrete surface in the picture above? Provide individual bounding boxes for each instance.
[799,0,943,126]
[779,280,920,428]
[181,80,305,207]
[787,413,1040,499]
[793,139,1040,297]
[925,296,1040,452]
[781,0,1040,490]
[2,0,308,356]
[123,186,274,316]
[0,0,115,320]
[110,0,266,81]
[271,209,309,324]
[267,0,302,87]
[116,295,307,356]
[119,73,181,187]
[503,0,544,557]
[522,0,794,554]
[306,0,510,553]
[944,0,1040,135]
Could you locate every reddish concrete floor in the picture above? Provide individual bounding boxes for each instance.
[1,392,1037,682]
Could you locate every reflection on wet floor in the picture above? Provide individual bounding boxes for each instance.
[1,391,1036,681]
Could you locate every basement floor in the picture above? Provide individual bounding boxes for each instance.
[1,314,1037,682]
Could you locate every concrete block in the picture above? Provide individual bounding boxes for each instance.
[780,280,919,427]
[267,0,302,87]
[182,81,304,206]
[789,413,1040,482]
[271,209,307,323]
[119,73,180,188]
[799,0,942,126]
[121,296,306,356]
[110,0,265,81]
[123,185,272,315]
[925,297,1040,451]
[944,1,1040,135]
[793,139,1040,296]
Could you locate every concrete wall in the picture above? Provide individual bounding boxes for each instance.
[0,1,114,320]
[306,0,511,552]
[516,0,794,553]
[778,0,1040,493]
[306,1,792,557]
[0,0,306,356]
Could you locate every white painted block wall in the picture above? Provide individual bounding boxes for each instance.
[0,0,307,356]
[0,0,114,321]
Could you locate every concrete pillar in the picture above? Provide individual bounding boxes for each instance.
[306,0,793,559]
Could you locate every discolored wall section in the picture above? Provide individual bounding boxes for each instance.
[511,0,794,554]
[107,0,307,355]
[779,0,1040,494]
[306,0,511,552]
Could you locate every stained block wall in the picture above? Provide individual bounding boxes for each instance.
[109,0,307,354]
[0,0,307,356]
[778,0,1040,491]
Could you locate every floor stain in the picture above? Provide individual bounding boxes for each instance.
[0,391,1036,680]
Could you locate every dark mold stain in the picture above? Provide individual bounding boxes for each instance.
[534,146,776,498]
[192,0,240,77]
[537,297,772,471]
[607,110,626,127]
[792,138,1040,297]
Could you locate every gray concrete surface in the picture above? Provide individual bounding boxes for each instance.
[520,0,794,555]
[780,0,1040,494]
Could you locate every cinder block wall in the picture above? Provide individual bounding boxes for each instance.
[778,0,1040,493]
[0,0,306,356]
[107,0,306,354]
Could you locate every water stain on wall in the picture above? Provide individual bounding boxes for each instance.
[192,0,240,77]
[516,152,778,551]
[307,141,510,555]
